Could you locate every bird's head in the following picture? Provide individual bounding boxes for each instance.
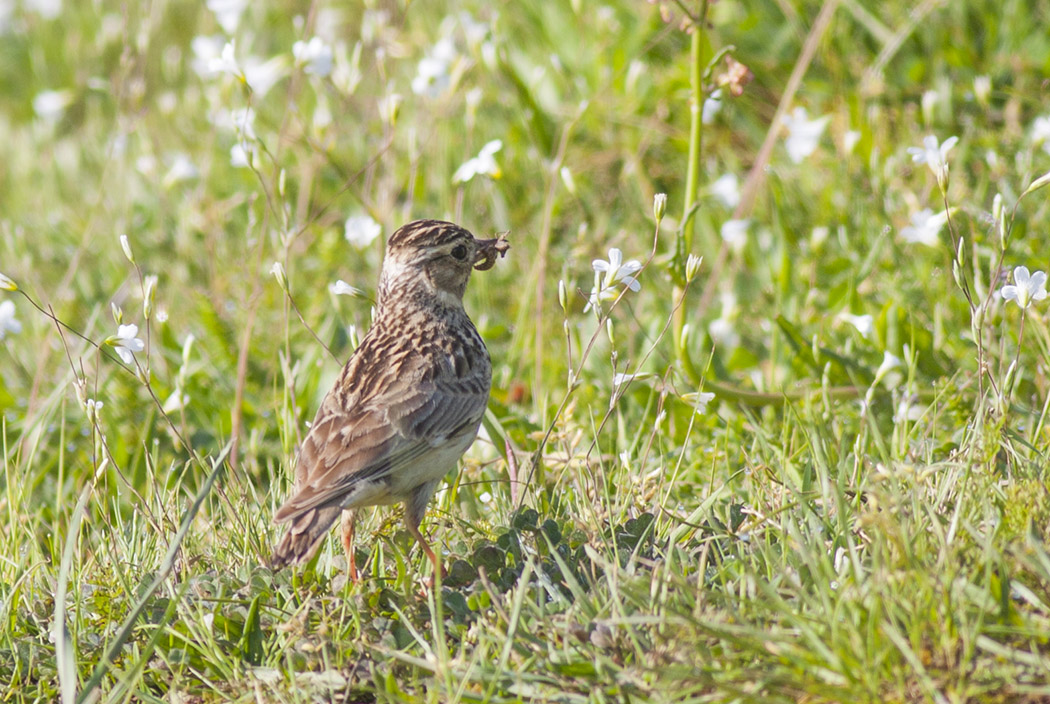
[379,220,509,307]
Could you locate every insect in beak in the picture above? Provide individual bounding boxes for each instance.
[473,234,510,271]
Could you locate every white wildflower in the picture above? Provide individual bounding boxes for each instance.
[242,55,288,97]
[459,12,489,45]
[1032,116,1050,154]
[720,219,750,252]
[710,173,740,208]
[190,35,226,78]
[227,107,256,139]
[293,37,333,77]
[702,89,722,124]
[899,208,949,246]
[411,38,457,97]
[110,324,145,365]
[25,0,62,19]
[207,0,247,33]
[208,41,243,79]
[344,214,382,248]
[453,140,502,183]
[873,350,903,388]
[230,143,253,168]
[843,129,861,154]
[907,135,958,188]
[708,291,740,349]
[162,388,191,413]
[683,391,715,414]
[0,300,21,339]
[708,317,739,349]
[1000,266,1048,310]
[33,90,73,125]
[585,248,642,312]
[782,107,829,163]
[163,154,199,187]
[839,312,873,339]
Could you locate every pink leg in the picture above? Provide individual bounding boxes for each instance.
[340,509,359,582]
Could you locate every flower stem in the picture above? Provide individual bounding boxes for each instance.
[673,2,708,387]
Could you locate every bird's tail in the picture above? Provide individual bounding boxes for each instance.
[270,505,342,569]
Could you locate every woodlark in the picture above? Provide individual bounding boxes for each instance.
[271,219,509,577]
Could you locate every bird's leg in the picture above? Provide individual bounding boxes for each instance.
[340,509,359,582]
[407,521,443,577]
[404,480,446,582]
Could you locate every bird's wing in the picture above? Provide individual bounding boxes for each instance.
[273,354,489,523]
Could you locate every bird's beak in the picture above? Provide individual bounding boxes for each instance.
[474,234,510,271]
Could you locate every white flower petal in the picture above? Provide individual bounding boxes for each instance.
[329,280,362,297]
[620,260,643,276]
[693,391,715,413]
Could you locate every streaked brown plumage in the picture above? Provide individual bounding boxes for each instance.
[271,219,509,575]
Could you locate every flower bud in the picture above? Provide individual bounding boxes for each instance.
[653,193,667,223]
[921,90,938,127]
[182,333,196,366]
[1023,170,1050,198]
[972,303,985,331]
[559,167,577,196]
[558,279,567,313]
[1003,359,1018,397]
[111,302,123,324]
[936,163,949,192]
[381,93,402,127]
[992,193,1005,249]
[270,261,287,291]
[85,398,102,424]
[143,275,157,320]
[0,272,16,291]
[685,254,702,283]
[120,234,135,265]
[973,75,991,107]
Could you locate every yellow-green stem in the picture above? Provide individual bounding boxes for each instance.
[673,4,708,386]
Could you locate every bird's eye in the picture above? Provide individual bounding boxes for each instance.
[450,244,468,260]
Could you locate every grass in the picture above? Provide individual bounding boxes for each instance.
[3,0,1050,701]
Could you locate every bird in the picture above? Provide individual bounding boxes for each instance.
[271,219,509,579]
